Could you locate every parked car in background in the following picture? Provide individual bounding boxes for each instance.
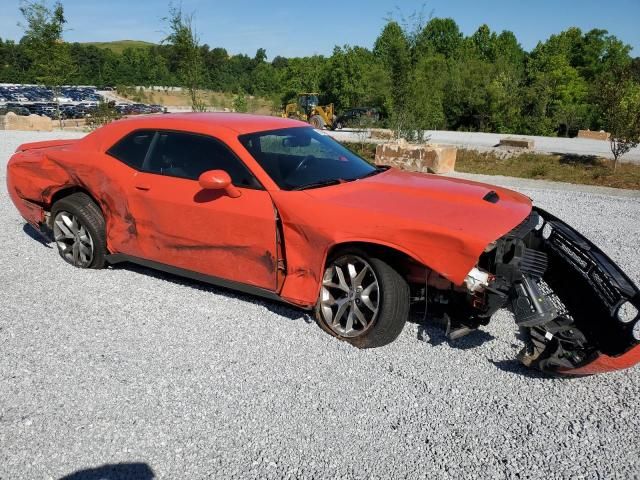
[1,84,165,120]
[0,105,31,116]
[334,107,381,130]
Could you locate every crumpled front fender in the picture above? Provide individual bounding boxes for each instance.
[271,188,531,307]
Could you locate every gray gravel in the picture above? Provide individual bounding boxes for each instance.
[1,130,640,480]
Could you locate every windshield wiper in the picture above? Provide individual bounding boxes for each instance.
[356,165,388,180]
[292,179,343,191]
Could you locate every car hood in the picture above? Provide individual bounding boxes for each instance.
[300,168,532,279]
[306,168,531,233]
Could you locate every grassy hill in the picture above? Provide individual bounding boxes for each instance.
[82,40,155,54]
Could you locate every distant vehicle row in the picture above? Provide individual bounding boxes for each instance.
[0,85,101,103]
[0,101,164,119]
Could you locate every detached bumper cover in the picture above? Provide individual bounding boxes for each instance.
[534,207,640,375]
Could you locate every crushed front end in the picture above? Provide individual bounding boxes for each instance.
[476,207,640,375]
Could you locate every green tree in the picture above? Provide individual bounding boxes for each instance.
[233,89,248,112]
[0,38,29,83]
[409,54,447,130]
[470,24,495,60]
[445,54,495,131]
[164,5,206,111]
[415,18,463,59]
[323,46,386,109]
[524,42,591,135]
[251,62,278,96]
[374,21,413,137]
[5,1,639,141]
[598,69,640,169]
[278,55,326,103]
[19,0,74,126]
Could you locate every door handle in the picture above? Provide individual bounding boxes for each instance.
[135,183,151,191]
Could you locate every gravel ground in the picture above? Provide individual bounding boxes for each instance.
[1,130,640,480]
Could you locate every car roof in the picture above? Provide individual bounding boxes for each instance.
[112,112,308,135]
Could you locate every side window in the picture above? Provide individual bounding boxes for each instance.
[146,131,261,188]
[106,130,154,169]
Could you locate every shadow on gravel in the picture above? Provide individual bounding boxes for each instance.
[409,309,557,379]
[412,311,495,351]
[59,462,154,480]
[489,359,554,380]
[108,262,312,323]
[23,223,53,248]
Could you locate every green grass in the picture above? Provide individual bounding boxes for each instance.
[455,149,640,190]
[82,40,155,54]
[341,142,640,190]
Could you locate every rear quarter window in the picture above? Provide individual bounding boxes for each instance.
[106,130,155,169]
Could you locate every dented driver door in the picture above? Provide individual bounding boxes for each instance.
[126,130,279,291]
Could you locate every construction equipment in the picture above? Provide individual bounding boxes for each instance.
[281,93,335,129]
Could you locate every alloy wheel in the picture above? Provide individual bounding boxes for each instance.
[53,210,95,267]
[319,255,380,337]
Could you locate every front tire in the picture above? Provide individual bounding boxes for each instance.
[315,250,409,348]
[309,115,325,129]
[51,192,106,269]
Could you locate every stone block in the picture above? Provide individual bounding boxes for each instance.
[374,141,457,174]
[0,112,52,131]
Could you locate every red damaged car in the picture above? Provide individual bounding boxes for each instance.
[6,113,640,376]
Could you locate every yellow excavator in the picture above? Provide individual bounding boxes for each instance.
[281,93,336,129]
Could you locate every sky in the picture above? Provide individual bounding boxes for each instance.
[1,0,638,58]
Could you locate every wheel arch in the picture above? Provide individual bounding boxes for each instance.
[324,240,428,277]
[46,186,104,227]
[48,186,101,211]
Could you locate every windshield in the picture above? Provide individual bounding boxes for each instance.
[238,127,379,190]
[301,95,319,108]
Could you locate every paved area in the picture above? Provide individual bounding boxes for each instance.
[329,129,640,163]
[1,131,639,479]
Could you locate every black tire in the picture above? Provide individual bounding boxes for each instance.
[50,192,106,269]
[315,249,410,348]
[335,121,343,130]
[309,115,325,129]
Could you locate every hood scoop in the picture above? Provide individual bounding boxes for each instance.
[483,190,500,204]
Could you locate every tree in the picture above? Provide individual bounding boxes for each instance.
[631,57,640,83]
[0,38,29,83]
[19,0,73,127]
[272,56,288,69]
[410,54,447,130]
[253,48,267,65]
[470,24,495,60]
[251,62,278,96]
[233,89,248,112]
[5,0,639,141]
[415,18,463,59]
[374,21,413,138]
[598,69,640,169]
[164,5,206,111]
[323,46,385,109]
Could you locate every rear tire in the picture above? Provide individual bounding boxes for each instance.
[51,192,106,269]
[315,249,409,348]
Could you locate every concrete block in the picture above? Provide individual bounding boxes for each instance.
[0,112,52,131]
[375,141,457,174]
[577,130,610,141]
[369,128,395,140]
[499,137,534,149]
